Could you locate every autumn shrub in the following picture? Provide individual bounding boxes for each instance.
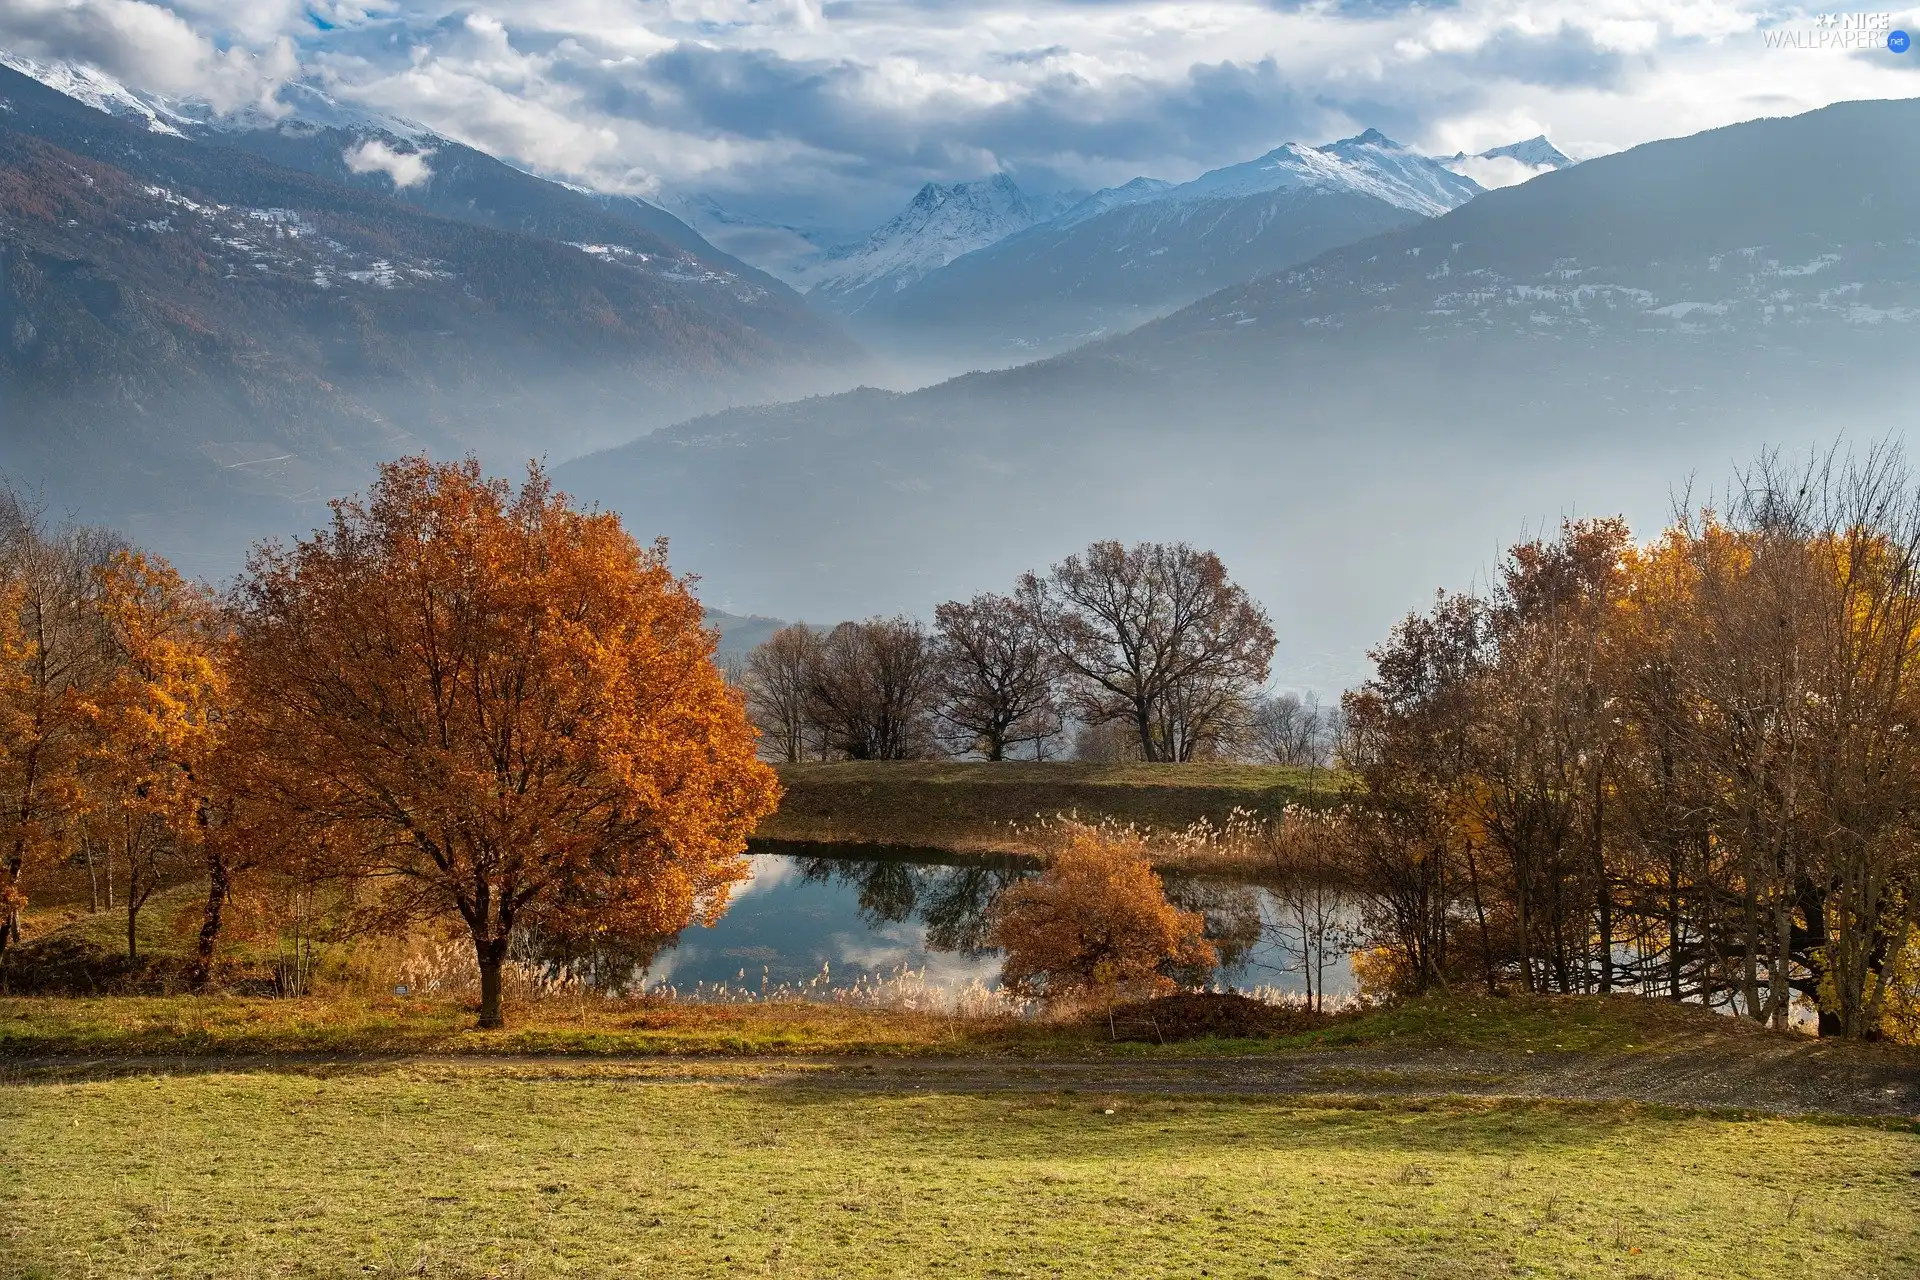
[986,823,1215,1008]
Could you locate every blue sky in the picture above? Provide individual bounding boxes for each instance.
[2,0,1916,228]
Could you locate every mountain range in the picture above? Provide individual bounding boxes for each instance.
[6,46,1915,692]
[846,129,1486,364]
[1441,136,1577,188]
[0,57,864,569]
[667,128,1560,371]
[798,174,1077,316]
[556,98,1920,687]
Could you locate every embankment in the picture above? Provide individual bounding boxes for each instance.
[751,761,1348,861]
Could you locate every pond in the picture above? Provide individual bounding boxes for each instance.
[624,846,1358,1003]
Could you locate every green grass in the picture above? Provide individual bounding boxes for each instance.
[20,882,207,958]
[1286,993,1778,1055]
[757,759,1350,856]
[2,1065,1914,1279]
[0,991,1809,1060]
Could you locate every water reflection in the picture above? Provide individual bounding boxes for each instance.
[608,848,1357,1000]
[793,851,1029,957]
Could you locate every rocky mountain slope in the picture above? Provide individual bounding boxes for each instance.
[0,60,864,570]
[852,131,1482,363]
[801,174,1062,315]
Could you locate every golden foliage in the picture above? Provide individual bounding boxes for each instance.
[81,550,227,836]
[987,823,1215,1005]
[230,456,779,1026]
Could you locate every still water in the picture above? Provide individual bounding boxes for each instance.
[629,847,1357,1001]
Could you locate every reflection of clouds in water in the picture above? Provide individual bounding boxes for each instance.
[832,923,1001,990]
[640,947,682,985]
[833,924,917,971]
[727,853,806,902]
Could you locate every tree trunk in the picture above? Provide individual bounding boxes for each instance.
[84,838,101,913]
[476,937,509,1029]
[1667,839,1682,1001]
[1593,775,1612,994]
[0,855,21,971]
[1134,703,1158,763]
[127,895,139,963]
[191,849,231,989]
[1465,841,1497,995]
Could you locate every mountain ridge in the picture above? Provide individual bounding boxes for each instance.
[555,96,1920,688]
[843,130,1482,363]
[0,60,865,573]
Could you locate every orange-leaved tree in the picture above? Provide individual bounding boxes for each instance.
[230,456,779,1028]
[0,509,117,968]
[987,824,1215,1007]
[80,551,229,965]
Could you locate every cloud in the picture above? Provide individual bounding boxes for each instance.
[4,0,1919,229]
[0,0,295,112]
[1447,153,1558,188]
[343,136,434,186]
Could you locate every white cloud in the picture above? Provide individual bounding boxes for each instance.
[1450,154,1560,189]
[4,1,1918,225]
[0,0,295,113]
[342,136,434,186]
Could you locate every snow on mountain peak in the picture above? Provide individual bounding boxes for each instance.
[805,173,1047,308]
[0,50,430,141]
[0,52,191,135]
[1441,136,1576,189]
[1170,130,1481,217]
[1483,136,1574,168]
[1052,176,1177,229]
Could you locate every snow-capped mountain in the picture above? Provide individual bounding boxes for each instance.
[0,51,784,286]
[802,174,1054,314]
[0,57,866,574]
[1049,177,1176,229]
[1173,129,1480,216]
[0,50,422,138]
[557,97,1920,688]
[0,51,193,133]
[853,131,1481,364]
[1442,136,1576,189]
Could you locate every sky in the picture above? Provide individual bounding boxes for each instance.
[2,0,1917,230]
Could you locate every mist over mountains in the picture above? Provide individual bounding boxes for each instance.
[3,44,1917,690]
[556,98,1920,690]
[0,59,864,570]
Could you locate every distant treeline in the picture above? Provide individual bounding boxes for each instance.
[735,540,1338,767]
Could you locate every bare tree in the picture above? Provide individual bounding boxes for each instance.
[933,590,1061,760]
[1245,692,1335,767]
[1028,541,1275,762]
[807,617,942,760]
[742,623,824,762]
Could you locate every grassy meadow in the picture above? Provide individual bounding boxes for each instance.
[4,1065,1916,1280]
[754,760,1347,859]
[0,991,1769,1060]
